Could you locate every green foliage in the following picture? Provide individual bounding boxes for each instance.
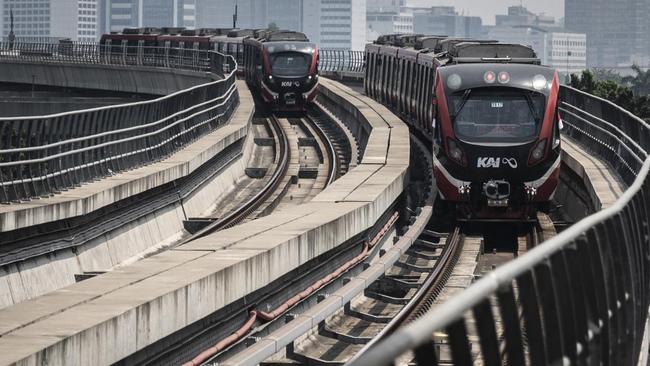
[570,70,650,122]
[622,65,650,96]
[268,22,279,31]
[591,68,623,83]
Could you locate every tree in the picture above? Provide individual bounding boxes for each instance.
[622,64,650,96]
[591,68,623,83]
[570,69,650,121]
[570,70,596,93]
[268,22,279,31]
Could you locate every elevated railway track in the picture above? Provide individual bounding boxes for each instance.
[0,44,646,366]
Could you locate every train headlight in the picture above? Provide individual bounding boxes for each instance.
[268,75,274,83]
[528,139,547,166]
[447,74,462,90]
[447,138,467,167]
[533,74,548,90]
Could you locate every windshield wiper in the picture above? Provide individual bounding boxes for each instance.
[452,89,472,120]
[524,94,541,122]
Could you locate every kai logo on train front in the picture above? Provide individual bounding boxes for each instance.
[477,157,518,169]
[281,81,301,87]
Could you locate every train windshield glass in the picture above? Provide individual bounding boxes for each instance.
[270,52,311,77]
[449,89,546,143]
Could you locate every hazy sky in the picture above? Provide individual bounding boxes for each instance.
[407,0,565,25]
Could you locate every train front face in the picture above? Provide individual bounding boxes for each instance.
[432,63,561,219]
[260,42,319,111]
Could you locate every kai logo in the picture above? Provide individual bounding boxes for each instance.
[477,157,518,169]
[281,81,301,87]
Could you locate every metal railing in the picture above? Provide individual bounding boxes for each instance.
[0,42,232,76]
[561,86,650,186]
[0,46,238,204]
[350,87,650,366]
[319,50,365,73]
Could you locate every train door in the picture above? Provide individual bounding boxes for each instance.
[395,57,404,113]
[388,56,395,106]
[419,64,427,127]
[403,59,411,115]
[364,51,372,96]
[374,53,381,99]
[412,62,421,119]
[393,57,400,113]
[417,64,423,129]
[420,65,432,131]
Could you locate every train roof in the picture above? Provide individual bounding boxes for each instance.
[227,29,256,37]
[450,42,537,59]
[162,27,185,35]
[122,27,161,35]
[261,31,309,42]
[375,34,405,45]
[414,36,447,51]
[367,34,541,66]
[435,38,497,54]
[393,34,425,47]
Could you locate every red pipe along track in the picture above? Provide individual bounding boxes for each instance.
[183,212,400,366]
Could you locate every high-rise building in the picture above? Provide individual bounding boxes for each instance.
[266,0,302,31]
[1,0,99,42]
[367,0,404,13]
[495,5,555,27]
[303,0,366,51]
[486,25,587,76]
[367,12,412,42]
[195,0,294,30]
[102,0,196,33]
[411,6,482,39]
[199,0,367,51]
[565,0,650,68]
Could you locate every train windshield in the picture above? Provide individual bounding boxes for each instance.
[449,89,546,143]
[270,52,311,77]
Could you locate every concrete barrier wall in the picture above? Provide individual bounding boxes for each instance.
[0,59,215,96]
[0,78,411,366]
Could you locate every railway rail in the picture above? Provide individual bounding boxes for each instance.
[187,105,350,239]
[186,114,290,240]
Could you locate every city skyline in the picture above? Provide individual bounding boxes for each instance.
[407,0,565,25]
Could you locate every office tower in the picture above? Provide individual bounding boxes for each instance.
[303,0,367,50]
[1,0,99,42]
[565,0,650,67]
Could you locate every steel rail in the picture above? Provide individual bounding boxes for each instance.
[304,113,340,186]
[182,114,291,242]
[348,227,464,363]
